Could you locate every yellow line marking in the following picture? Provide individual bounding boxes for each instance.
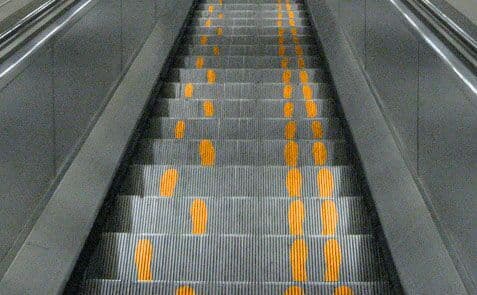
[288,200,305,235]
[200,35,208,45]
[298,57,305,69]
[283,84,293,99]
[278,27,285,36]
[289,19,296,27]
[213,45,220,56]
[278,36,285,45]
[175,120,186,139]
[285,120,297,139]
[176,286,196,295]
[216,27,223,36]
[208,5,214,13]
[282,70,292,83]
[288,11,295,19]
[207,69,217,84]
[159,168,179,197]
[218,13,224,19]
[281,58,289,69]
[279,45,286,56]
[286,3,292,10]
[312,142,327,165]
[205,19,212,27]
[277,20,283,27]
[218,0,222,4]
[284,101,294,118]
[334,286,354,295]
[184,83,194,98]
[299,71,309,83]
[286,168,302,197]
[321,200,338,235]
[190,198,208,234]
[285,286,304,295]
[134,239,153,281]
[324,239,342,282]
[284,140,299,166]
[199,139,216,166]
[291,27,297,35]
[318,168,334,197]
[278,12,283,19]
[305,101,318,118]
[196,57,204,69]
[290,239,308,281]
[203,100,214,117]
[311,120,323,139]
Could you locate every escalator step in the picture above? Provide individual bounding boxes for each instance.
[159,82,333,99]
[85,234,387,281]
[105,196,371,234]
[145,118,343,139]
[152,98,335,118]
[121,165,360,197]
[132,139,349,165]
[179,44,319,56]
[165,68,326,83]
[186,26,313,35]
[184,35,316,45]
[174,56,322,68]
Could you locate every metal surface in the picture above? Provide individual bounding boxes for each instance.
[0,0,194,286]
[75,1,396,294]
[308,0,475,293]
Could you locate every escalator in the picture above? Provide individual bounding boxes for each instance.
[76,0,397,293]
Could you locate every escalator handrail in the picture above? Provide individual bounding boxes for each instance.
[405,0,477,70]
[0,0,62,45]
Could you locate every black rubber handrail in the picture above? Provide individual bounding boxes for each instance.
[0,0,64,45]
[405,0,477,70]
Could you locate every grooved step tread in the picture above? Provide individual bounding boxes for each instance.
[80,280,393,295]
[153,98,335,118]
[159,82,333,99]
[122,165,360,197]
[105,196,371,234]
[133,139,349,165]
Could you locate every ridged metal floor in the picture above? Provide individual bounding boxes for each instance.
[79,0,394,294]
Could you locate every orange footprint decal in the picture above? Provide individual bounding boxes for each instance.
[317,168,334,197]
[134,239,153,281]
[324,239,342,282]
[321,200,338,235]
[159,169,179,197]
[290,239,308,281]
[190,199,207,234]
[286,168,302,197]
[199,139,216,166]
[288,200,305,235]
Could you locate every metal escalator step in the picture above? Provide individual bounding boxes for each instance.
[85,234,387,282]
[173,55,322,68]
[199,0,304,3]
[80,280,393,295]
[186,26,313,35]
[153,98,334,118]
[121,165,360,197]
[145,118,343,140]
[105,196,370,234]
[159,82,332,99]
[194,10,309,18]
[196,4,306,10]
[166,68,326,83]
[180,44,318,56]
[133,139,348,166]
[184,35,316,45]
[190,18,310,27]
